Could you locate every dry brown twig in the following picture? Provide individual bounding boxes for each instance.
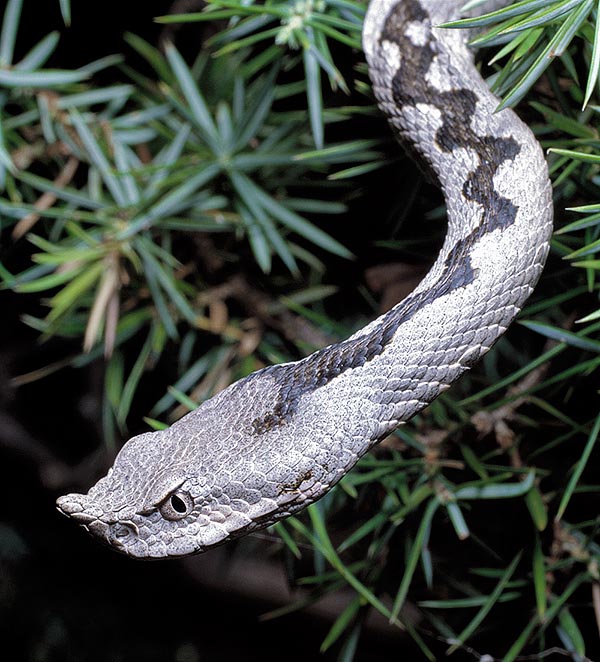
[12,155,79,240]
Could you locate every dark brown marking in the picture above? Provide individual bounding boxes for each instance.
[278,469,314,495]
[248,0,522,434]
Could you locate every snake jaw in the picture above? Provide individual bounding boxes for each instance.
[56,493,116,548]
[56,492,101,521]
[56,467,290,558]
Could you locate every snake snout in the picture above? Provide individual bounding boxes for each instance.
[56,493,101,524]
[57,493,84,516]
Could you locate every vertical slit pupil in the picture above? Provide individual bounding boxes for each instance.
[171,494,187,513]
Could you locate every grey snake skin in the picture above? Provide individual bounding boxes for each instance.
[57,0,553,558]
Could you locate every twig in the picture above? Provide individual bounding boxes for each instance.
[12,156,79,239]
[227,274,334,350]
[470,339,556,467]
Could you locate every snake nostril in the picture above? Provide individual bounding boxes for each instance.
[112,523,135,545]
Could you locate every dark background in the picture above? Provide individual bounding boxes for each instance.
[3,2,599,661]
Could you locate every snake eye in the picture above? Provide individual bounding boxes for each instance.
[159,491,193,521]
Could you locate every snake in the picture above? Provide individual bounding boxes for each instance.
[56,0,553,558]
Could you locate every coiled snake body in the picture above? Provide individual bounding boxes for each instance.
[57,0,553,558]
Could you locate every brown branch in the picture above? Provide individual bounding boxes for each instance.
[12,156,79,239]
[226,274,334,350]
[471,340,556,467]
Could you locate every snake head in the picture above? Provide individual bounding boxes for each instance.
[55,377,324,559]
[56,359,361,558]
[57,427,289,558]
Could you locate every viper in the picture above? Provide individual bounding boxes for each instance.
[57,0,554,558]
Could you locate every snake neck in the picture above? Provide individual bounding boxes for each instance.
[237,0,554,449]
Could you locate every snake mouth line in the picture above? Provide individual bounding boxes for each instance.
[56,494,91,520]
[57,496,133,551]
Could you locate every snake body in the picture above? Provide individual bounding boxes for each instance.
[57,0,553,558]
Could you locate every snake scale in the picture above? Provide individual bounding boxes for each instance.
[57,0,553,558]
